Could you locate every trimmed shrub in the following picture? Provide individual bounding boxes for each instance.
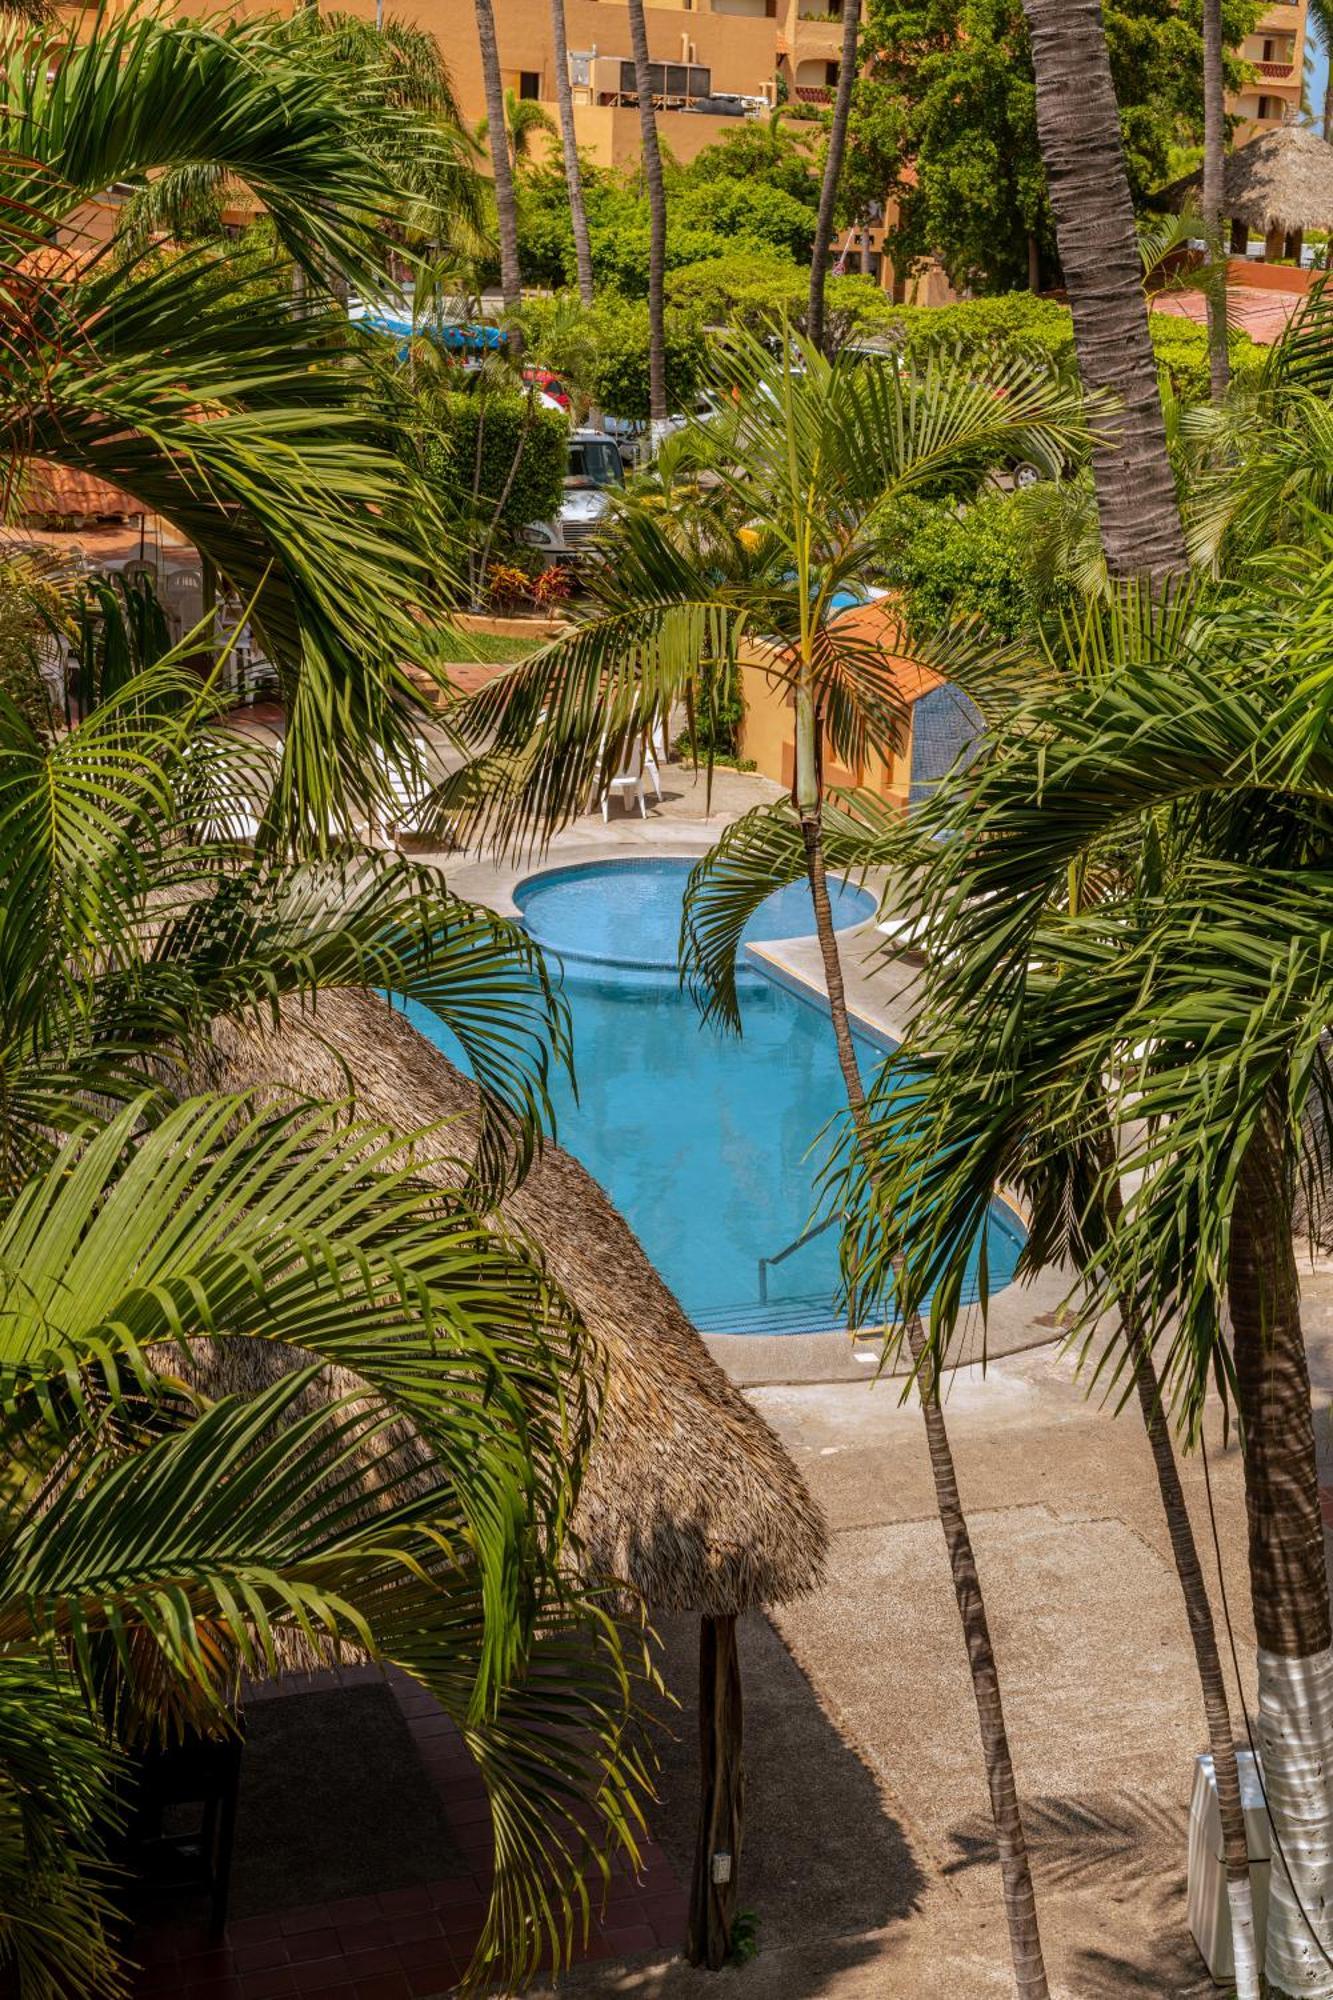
[876,491,1073,643]
[424,391,567,534]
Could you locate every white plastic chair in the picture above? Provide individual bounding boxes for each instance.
[372,734,436,846]
[600,739,647,820]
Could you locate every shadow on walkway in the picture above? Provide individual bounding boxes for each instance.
[645,1610,925,1959]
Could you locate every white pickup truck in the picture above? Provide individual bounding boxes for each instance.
[521,430,625,563]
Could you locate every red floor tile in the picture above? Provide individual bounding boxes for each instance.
[131,1670,690,2000]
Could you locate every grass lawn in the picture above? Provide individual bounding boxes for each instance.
[439,626,546,665]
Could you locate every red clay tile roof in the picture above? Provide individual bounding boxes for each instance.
[18,461,141,520]
[829,598,946,706]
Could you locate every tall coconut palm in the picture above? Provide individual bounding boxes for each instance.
[1202,0,1230,400]
[472,0,523,339]
[827,572,1333,1995]
[808,0,861,354]
[440,333,1091,1983]
[626,0,668,444]
[550,0,594,305]
[1020,0,1187,577]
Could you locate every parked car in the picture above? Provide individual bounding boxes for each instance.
[522,365,572,411]
[601,393,726,470]
[522,430,625,561]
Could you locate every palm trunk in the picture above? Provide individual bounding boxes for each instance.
[1020,0,1187,580]
[626,0,668,446]
[1090,1130,1261,1990]
[1202,0,1230,403]
[1326,66,1333,146]
[807,0,861,355]
[1131,1335,1261,1993]
[473,0,524,351]
[549,0,594,307]
[1229,1100,1333,1996]
[793,713,1049,1996]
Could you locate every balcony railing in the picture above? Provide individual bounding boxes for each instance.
[1257,59,1295,78]
[794,83,832,102]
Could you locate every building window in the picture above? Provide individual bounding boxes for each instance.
[824,60,839,87]
[1257,93,1284,120]
[519,70,541,100]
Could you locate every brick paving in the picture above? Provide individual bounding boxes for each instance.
[129,1668,689,2000]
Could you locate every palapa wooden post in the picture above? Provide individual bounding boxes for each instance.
[688,1613,743,1970]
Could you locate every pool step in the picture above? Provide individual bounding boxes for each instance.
[695,1295,852,1338]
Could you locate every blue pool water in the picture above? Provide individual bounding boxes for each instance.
[412,859,1023,1334]
[514,857,877,971]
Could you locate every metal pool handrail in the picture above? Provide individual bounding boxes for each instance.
[757,1214,839,1305]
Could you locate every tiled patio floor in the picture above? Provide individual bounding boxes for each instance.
[129,1667,689,2000]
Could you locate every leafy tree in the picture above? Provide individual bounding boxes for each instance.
[854,0,1262,293]
[673,177,819,261]
[876,490,1075,641]
[588,218,734,298]
[683,119,823,205]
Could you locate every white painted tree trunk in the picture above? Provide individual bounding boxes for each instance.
[1227,1869,1261,2000]
[1258,1645,1333,1994]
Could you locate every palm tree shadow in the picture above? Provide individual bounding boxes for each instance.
[943,1789,1215,1998]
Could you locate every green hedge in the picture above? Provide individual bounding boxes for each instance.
[524,296,704,420]
[423,391,567,533]
[876,490,1074,643]
[875,292,1263,401]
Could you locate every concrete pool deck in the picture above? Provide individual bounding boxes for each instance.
[428,760,1071,1388]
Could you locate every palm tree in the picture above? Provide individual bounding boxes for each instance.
[0,7,460,840]
[477,88,558,172]
[1202,0,1230,401]
[808,0,861,354]
[121,11,486,273]
[549,0,595,305]
[0,1096,650,1999]
[472,0,524,337]
[0,667,652,1994]
[442,334,1092,1985]
[829,575,1333,1994]
[626,0,668,445]
[1019,0,1187,577]
[1311,0,1333,142]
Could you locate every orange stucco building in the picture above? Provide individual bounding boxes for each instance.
[737,601,983,814]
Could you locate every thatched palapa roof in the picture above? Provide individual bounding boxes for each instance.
[1155,124,1333,235]
[203,991,828,1619]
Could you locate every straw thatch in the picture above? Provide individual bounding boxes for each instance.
[200,990,828,1619]
[1155,124,1333,235]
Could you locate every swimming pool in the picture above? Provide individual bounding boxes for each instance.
[413,858,1024,1335]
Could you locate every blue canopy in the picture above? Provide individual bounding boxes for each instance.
[359,313,507,354]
